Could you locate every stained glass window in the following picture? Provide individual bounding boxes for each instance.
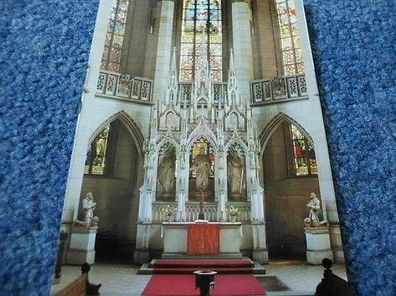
[180,0,223,82]
[290,124,317,176]
[85,126,111,175]
[101,0,131,72]
[275,0,304,76]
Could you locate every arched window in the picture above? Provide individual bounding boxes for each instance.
[289,124,317,176]
[180,0,223,82]
[274,0,304,76]
[101,0,131,72]
[84,120,120,176]
[85,125,111,175]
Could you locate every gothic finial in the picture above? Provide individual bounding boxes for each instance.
[229,48,235,73]
[171,47,177,74]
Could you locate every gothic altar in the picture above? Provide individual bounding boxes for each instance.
[134,48,267,264]
[161,222,242,258]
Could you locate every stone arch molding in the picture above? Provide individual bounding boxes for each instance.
[225,130,248,155]
[187,117,218,151]
[88,111,145,158]
[259,112,314,160]
[156,130,180,155]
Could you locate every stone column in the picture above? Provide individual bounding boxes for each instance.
[294,0,344,263]
[216,147,227,221]
[232,0,254,102]
[252,222,268,263]
[134,222,152,264]
[61,0,114,227]
[152,0,175,102]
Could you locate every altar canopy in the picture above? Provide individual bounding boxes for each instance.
[187,224,220,255]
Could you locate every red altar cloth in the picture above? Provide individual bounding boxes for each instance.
[187,224,220,255]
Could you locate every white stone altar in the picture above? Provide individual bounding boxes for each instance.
[161,222,243,258]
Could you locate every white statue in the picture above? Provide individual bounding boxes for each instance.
[158,151,176,197]
[83,192,97,226]
[228,153,244,198]
[305,192,327,227]
[190,147,211,192]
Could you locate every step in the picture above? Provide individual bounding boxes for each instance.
[137,259,266,275]
[153,267,254,274]
[152,258,254,269]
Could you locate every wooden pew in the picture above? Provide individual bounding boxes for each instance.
[316,258,358,296]
[55,263,101,296]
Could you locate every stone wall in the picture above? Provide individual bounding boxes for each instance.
[264,122,320,257]
[79,121,141,259]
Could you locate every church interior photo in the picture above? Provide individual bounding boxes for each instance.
[1,0,394,295]
[62,0,344,266]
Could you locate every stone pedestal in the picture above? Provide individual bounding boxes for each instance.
[305,226,333,265]
[252,222,268,264]
[66,226,97,265]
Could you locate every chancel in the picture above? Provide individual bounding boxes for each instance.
[61,0,345,282]
[2,0,393,294]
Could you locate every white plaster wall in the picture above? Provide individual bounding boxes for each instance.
[61,1,153,225]
[62,94,151,224]
[251,0,339,225]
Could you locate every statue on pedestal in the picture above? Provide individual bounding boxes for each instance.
[305,192,327,227]
[81,192,98,227]
[191,147,211,195]
[158,151,176,199]
[228,153,245,199]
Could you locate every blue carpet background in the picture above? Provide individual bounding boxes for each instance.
[0,0,394,295]
[0,1,99,295]
[304,1,396,295]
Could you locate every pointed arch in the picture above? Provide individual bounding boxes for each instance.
[259,112,313,160]
[157,132,180,155]
[89,111,144,158]
[187,119,218,151]
[224,135,248,155]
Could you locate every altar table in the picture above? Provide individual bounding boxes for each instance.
[161,222,243,258]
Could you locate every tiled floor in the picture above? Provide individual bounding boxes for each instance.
[51,260,347,296]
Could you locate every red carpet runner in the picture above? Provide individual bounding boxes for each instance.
[142,274,266,296]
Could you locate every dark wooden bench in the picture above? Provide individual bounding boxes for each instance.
[316,258,358,296]
[55,263,101,296]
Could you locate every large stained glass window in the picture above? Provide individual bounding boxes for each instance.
[180,0,223,82]
[290,124,317,176]
[101,0,131,72]
[275,0,304,76]
[85,125,110,175]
